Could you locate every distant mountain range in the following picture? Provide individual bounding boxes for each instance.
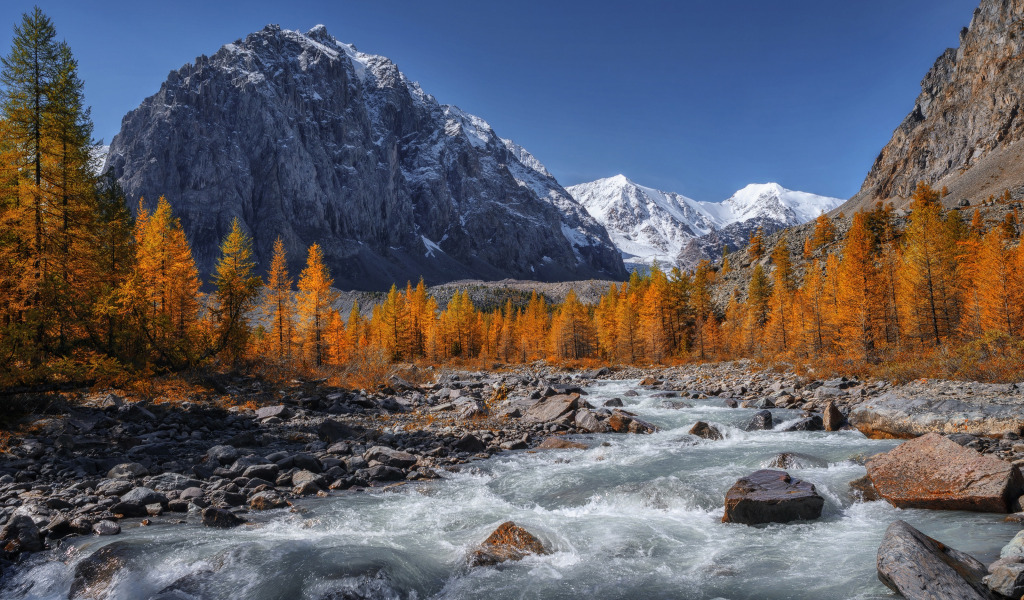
[567,175,842,271]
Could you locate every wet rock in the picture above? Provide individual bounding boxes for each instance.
[722,470,824,525]
[866,433,1024,512]
[985,557,1024,598]
[242,464,280,482]
[603,398,624,407]
[293,480,322,495]
[249,490,289,510]
[146,473,201,492]
[876,520,992,600]
[779,415,824,432]
[121,487,168,507]
[574,408,607,433]
[201,507,244,528]
[849,475,881,502]
[256,405,292,420]
[364,465,405,482]
[318,419,361,444]
[109,501,147,518]
[1,514,42,553]
[744,410,773,431]
[823,401,845,431]
[41,515,73,539]
[92,520,121,536]
[69,542,133,599]
[537,437,587,450]
[724,399,738,408]
[622,390,639,397]
[106,463,148,480]
[523,393,580,423]
[364,446,417,469]
[606,413,630,433]
[639,377,660,387]
[689,421,723,441]
[765,452,827,470]
[469,521,549,567]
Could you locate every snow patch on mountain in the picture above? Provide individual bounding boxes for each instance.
[568,175,842,272]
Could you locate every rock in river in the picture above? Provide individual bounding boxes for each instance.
[744,410,773,431]
[69,542,134,599]
[469,521,549,567]
[722,470,824,525]
[876,520,992,600]
[865,433,1023,512]
[523,393,580,423]
[689,421,723,441]
[202,507,245,528]
[537,437,587,450]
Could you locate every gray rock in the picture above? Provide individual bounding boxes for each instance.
[106,463,149,480]
[574,408,607,433]
[201,507,244,528]
[689,421,723,441]
[523,394,580,423]
[242,464,280,481]
[121,487,168,507]
[850,391,1024,438]
[0,514,42,553]
[985,557,1024,598]
[105,25,626,291]
[205,445,239,465]
[256,405,292,420]
[92,520,121,536]
[364,446,417,469]
[721,470,824,525]
[744,410,773,431]
[876,520,992,600]
[779,415,824,432]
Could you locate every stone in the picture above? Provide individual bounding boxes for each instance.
[201,507,244,528]
[779,415,824,432]
[364,465,405,482]
[146,473,202,491]
[850,392,1024,439]
[69,542,133,599]
[865,433,1024,512]
[256,405,292,420]
[249,490,289,510]
[724,399,738,408]
[469,521,549,567]
[744,410,773,431]
[849,475,881,502]
[574,408,607,433]
[603,398,624,407]
[823,401,845,431]
[92,520,121,536]
[291,470,324,489]
[317,419,361,444]
[293,480,322,495]
[106,463,149,480]
[453,434,487,453]
[205,444,239,465]
[639,377,660,387]
[0,514,42,553]
[364,446,417,469]
[109,502,148,518]
[689,421,722,441]
[722,470,824,525]
[537,437,587,450]
[984,557,1024,598]
[523,393,580,423]
[764,452,828,470]
[606,413,631,433]
[242,464,280,482]
[1000,530,1024,559]
[121,487,168,507]
[876,520,991,600]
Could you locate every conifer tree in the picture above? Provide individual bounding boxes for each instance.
[296,243,338,366]
[747,227,764,260]
[260,236,294,362]
[975,229,1018,336]
[212,218,262,365]
[810,214,837,250]
[837,212,880,360]
[900,183,958,346]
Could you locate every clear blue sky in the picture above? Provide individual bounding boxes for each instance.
[1,0,979,201]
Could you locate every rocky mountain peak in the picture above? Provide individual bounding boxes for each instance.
[105,24,626,290]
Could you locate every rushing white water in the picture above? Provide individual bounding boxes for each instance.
[4,380,1019,600]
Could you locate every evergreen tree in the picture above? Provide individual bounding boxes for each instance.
[296,243,338,367]
[212,218,262,365]
[260,236,294,362]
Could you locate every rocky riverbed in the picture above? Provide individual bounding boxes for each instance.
[0,362,1023,597]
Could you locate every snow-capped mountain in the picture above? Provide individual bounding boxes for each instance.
[568,176,842,271]
[106,25,626,290]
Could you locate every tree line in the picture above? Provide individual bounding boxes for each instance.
[1,9,1022,387]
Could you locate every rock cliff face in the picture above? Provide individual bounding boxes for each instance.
[105,25,626,290]
[846,0,1024,211]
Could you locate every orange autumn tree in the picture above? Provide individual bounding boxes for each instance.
[211,218,262,365]
[975,228,1020,336]
[836,211,881,362]
[765,234,795,352]
[296,243,339,367]
[260,236,296,362]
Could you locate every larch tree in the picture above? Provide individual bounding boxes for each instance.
[296,243,339,367]
[836,211,881,361]
[810,213,837,250]
[212,218,262,366]
[260,236,295,362]
[766,235,794,351]
[975,229,1019,336]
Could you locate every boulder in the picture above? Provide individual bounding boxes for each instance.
[779,415,824,432]
[744,410,773,431]
[69,542,133,599]
[865,433,1024,512]
[364,446,417,469]
[1000,530,1024,559]
[876,520,992,600]
[985,557,1024,598]
[848,475,881,502]
[764,452,828,470]
[469,521,549,567]
[603,398,624,407]
[1,514,42,553]
[606,413,631,433]
[823,401,845,431]
[537,437,587,450]
[121,487,168,507]
[201,507,244,528]
[689,421,723,441]
[627,417,657,434]
[574,408,607,433]
[291,470,325,489]
[91,520,121,536]
[242,464,280,482]
[249,490,289,511]
[205,444,239,465]
[850,392,1024,438]
[523,393,580,423]
[106,463,148,480]
[453,434,487,453]
[255,405,292,420]
[317,419,361,443]
[722,470,824,525]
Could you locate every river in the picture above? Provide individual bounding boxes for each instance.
[3,379,1019,599]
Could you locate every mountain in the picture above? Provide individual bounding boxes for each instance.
[567,176,841,271]
[845,0,1024,212]
[104,24,626,291]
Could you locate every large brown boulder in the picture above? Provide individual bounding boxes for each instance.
[69,542,134,599]
[469,521,548,567]
[523,393,580,423]
[537,437,587,450]
[823,401,845,431]
[876,520,993,600]
[722,469,824,525]
[689,421,723,441]
[865,433,1023,512]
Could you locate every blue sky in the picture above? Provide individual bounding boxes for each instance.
[1,0,979,201]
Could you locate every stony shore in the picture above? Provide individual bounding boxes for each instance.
[1,361,1022,578]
